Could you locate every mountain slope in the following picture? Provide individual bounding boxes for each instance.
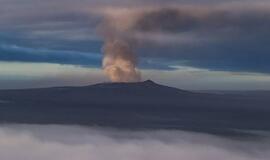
[0,80,192,104]
[0,80,269,136]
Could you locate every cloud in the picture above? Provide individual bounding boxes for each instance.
[141,67,270,90]
[0,62,107,89]
[0,44,101,66]
[0,44,175,71]
[0,61,270,90]
[0,124,269,160]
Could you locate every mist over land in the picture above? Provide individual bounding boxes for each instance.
[0,124,269,160]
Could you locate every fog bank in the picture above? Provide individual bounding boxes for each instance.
[0,125,269,160]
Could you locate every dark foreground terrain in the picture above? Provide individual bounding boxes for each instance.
[0,80,269,136]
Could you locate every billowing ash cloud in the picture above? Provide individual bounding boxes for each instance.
[0,125,270,160]
[99,14,141,82]
[102,39,141,82]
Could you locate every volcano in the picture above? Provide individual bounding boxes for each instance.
[0,80,270,136]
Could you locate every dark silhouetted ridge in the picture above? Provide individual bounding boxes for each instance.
[88,80,191,95]
[0,80,270,136]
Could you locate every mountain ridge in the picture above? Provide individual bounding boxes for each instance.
[0,80,270,135]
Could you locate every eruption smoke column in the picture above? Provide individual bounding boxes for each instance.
[100,16,141,82]
[102,38,141,82]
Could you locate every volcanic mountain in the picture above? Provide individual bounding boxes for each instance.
[0,80,269,136]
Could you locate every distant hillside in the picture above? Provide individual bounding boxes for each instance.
[0,80,270,136]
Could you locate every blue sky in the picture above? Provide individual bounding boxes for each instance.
[0,0,270,89]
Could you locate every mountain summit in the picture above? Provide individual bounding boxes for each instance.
[91,80,160,88]
[81,80,191,98]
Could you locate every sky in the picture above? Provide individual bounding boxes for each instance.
[0,0,270,90]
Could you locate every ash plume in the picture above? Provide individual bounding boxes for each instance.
[102,38,141,82]
[99,16,141,83]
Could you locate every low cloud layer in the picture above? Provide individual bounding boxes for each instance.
[0,125,269,160]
